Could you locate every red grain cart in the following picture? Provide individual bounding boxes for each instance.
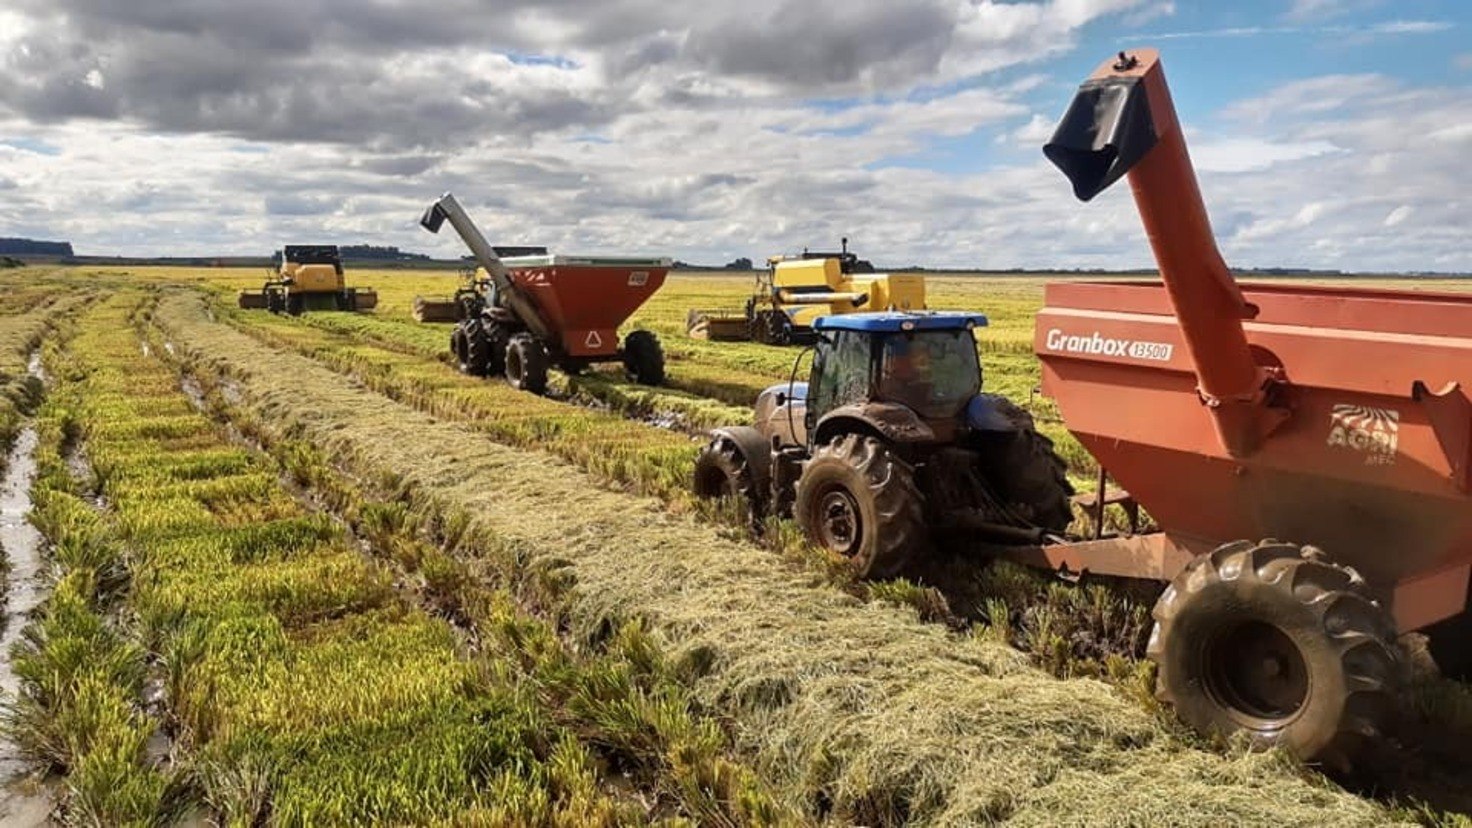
[421,194,671,395]
[1021,48,1471,767]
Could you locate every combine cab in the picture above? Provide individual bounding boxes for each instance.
[237,245,378,314]
[687,240,926,345]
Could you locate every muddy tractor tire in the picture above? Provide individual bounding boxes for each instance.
[693,437,765,527]
[505,333,550,395]
[456,319,492,376]
[795,434,925,579]
[977,394,1075,531]
[623,329,665,386]
[1148,540,1403,769]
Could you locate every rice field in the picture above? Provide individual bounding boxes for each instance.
[0,264,1467,825]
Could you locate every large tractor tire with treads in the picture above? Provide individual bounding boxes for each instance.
[1148,540,1403,769]
[504,333,549,395]
[693,437,765,527]
[623,329,665,386]
[975,395,1074,531]
[795,434,925,578]
[457,319,490,376]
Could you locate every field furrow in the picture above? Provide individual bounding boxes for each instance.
[151,289,1394,825]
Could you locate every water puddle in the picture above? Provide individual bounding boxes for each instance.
[0,353,53,825]
[0,428,51,825]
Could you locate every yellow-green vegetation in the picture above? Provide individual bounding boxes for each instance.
[2,265,1468,824]
[147,287,1398,825]
[7,291,792,824]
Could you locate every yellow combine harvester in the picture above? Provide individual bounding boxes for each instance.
[238,245,378,314]
[687,240,925,345]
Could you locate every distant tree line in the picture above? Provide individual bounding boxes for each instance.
[0,238,73,256]
[271,244,429,262]
[338,244,430,261]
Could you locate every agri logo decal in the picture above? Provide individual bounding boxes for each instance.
[1043,329,1174,362]
[1327,404,1399,466]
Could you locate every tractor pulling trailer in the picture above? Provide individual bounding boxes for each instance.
[419,194,671,395]
[693,48,1472,768]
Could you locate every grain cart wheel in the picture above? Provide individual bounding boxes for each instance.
[1149,540,1403,769]
[623,330,665,386]
[978,395,1074,531]
[504,333,549,395]
[693,438,765,527]
[457,319,491,376]
[795,434,924,578]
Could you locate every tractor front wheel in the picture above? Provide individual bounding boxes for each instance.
[623,330,665,386]
[505,334,549,395]
[795,434,925,578]
[1149,540,1403,770]
[693,438,765,528]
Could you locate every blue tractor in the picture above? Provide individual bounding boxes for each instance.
[693,311,1074,576]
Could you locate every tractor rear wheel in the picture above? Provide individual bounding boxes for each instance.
[795,434,924,578]
[976,395,1074,531]
[693,438,765,527]
[458,319,491,376]
[505,334,549,395]
[623,330,665,386]
[1149,540,1403,769]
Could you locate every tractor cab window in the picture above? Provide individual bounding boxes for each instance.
[809,330,873,418]
[878,330,980,417]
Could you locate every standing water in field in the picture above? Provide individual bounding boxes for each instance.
[0,353,51,825]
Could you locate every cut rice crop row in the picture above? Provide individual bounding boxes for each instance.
[151,288,1393,826]
[9,291,785,824]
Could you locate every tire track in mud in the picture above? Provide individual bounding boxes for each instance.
[152,290,1396,826]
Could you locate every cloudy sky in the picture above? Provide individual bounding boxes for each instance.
[0,0,1466,270]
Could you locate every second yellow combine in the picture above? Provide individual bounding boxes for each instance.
[687,239,925,345]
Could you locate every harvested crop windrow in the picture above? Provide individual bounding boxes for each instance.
[220,308,705,503]
[155,290,1395,826]
[237,305,759,432]
[17,293,793,824]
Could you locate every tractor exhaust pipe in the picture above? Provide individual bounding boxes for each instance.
[1044,49,1273,457]
[420,193,553,342]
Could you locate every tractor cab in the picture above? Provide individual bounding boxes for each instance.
[755,312,990,450]
[807,312,987,427]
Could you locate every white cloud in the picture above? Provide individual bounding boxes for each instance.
[1384,205,1412,227]
[1370,20,1454,35]
[0,0,1464,273]
[1190,138,1339,173]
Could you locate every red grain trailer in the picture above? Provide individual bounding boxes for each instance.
[1021,48,1471,767]
[421,194,671,395]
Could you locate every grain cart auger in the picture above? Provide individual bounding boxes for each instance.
[419,193,671,395]
[1017,47,1472,768]
[691,310,1075,579]
[237,245,378,314]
